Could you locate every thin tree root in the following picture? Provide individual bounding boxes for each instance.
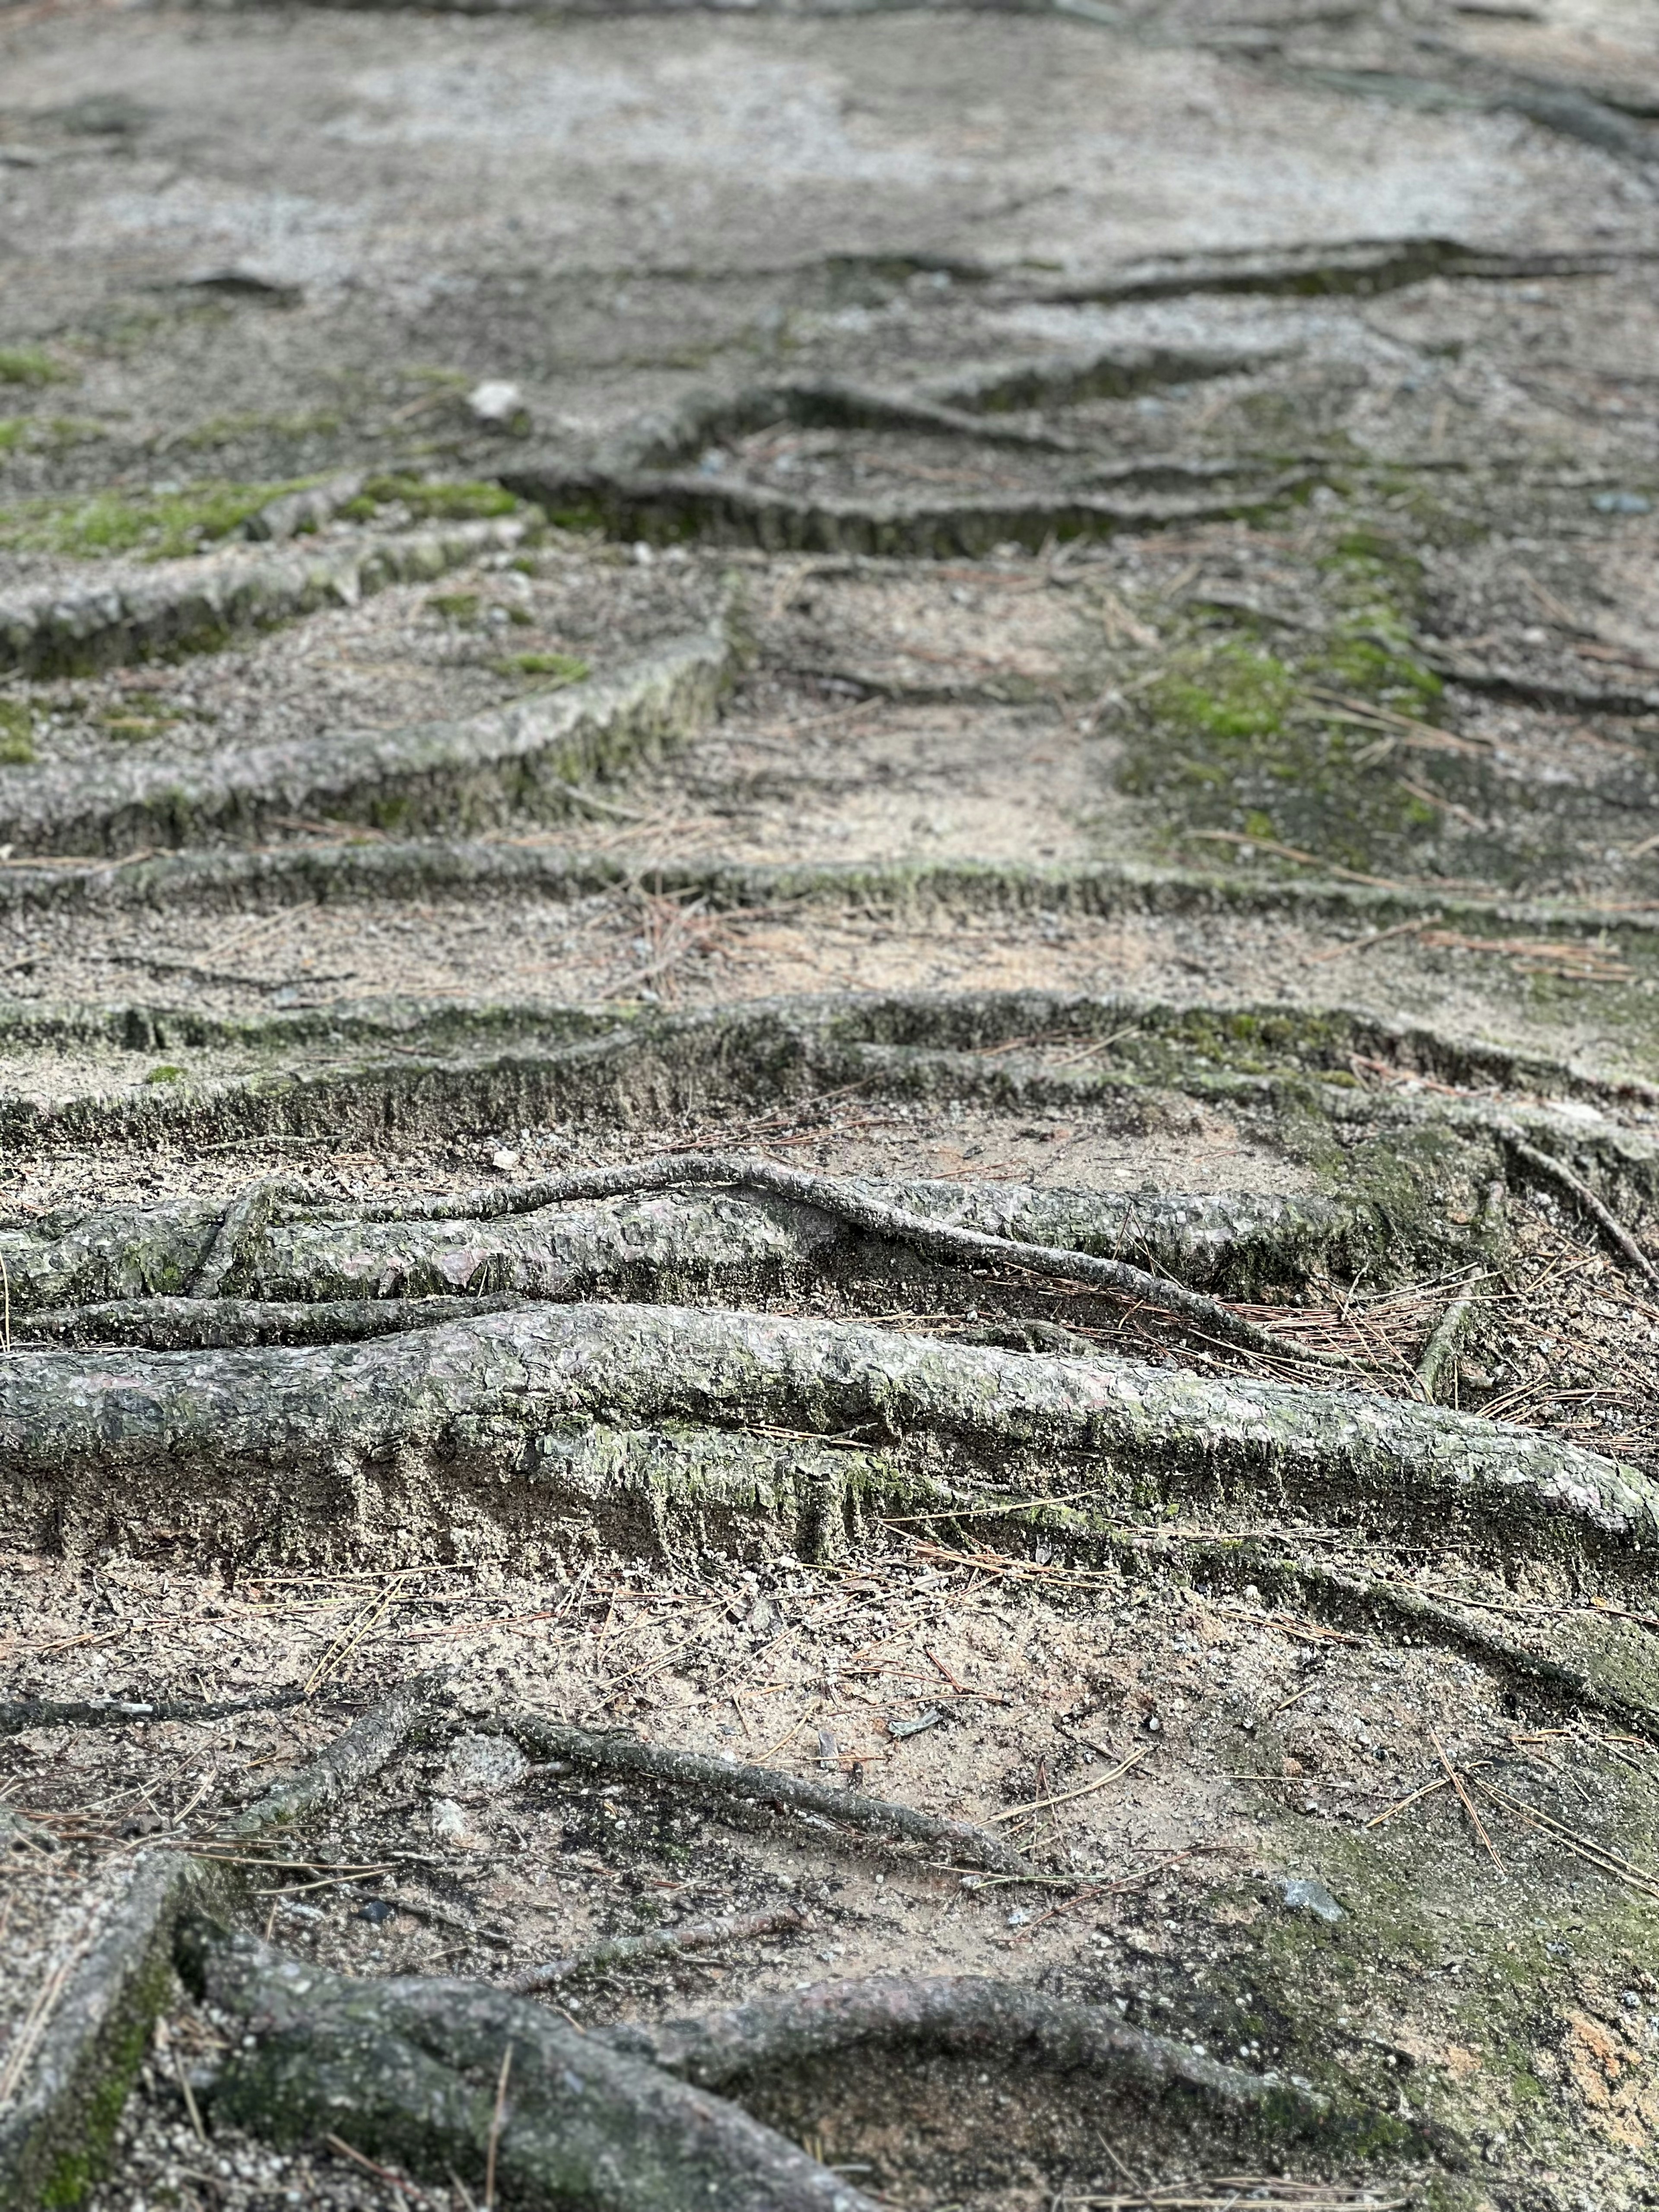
[1415,1180,1504,1403]
[0,1687,309,1738]
[223,1672,453,1845]
[1503,1135,1659,1287]
[509,1908,808,1995]
[494,1713,1037,1878]
[342,1154,1357,1370]
[178,1921,884,2212]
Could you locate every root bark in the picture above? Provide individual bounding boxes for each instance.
[494,1713,1036,1877]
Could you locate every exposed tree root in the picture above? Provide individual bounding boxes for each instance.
[1033,235,1644,306]
[506,465,1309,559]
[509,1908,809,1994]
[0,1687,309,1737]
[180,1926,1436,2203]
[0,1176,1359,1313]
[493,1713,1036,1877]
[0,518,531,682]
[179,1921,887,2212]
[4,1302,1654,1581]
[604,1973,1438,2164]
[1502,1135,1659,1287]
[223,1672,452,1843]
[334,1152,1356,1367]
[0,627,732,858]
[11,1295,525,1349]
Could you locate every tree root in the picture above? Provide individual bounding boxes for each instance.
[223,1672,452,1844]
[6,1301,1656,1580]
[1503,1134,1659,1287]
[11,1294,524,1350]
[494,1713,1036,1877]
[0,626,732,859]
[604,1974,1435,2164]
[181,1926,1441,2202]
[0,1172,1360,1313]
[339,1152,1356,1368]
[0,1687,310,1737]
[504,466,1309,560]
[0,518,531,683]
[178,1920,886,2212]
[509,1908,808,1994]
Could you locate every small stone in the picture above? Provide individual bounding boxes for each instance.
[467,380,531,434]
[492,1147,521,1172]
[429,1795,480,1847]
[1282,1875,1344,1922]
[442,1731,528,1799]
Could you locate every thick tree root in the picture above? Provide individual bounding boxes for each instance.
[181,1926,1443,2198]
[0,626,732,858]
[605,1973,1435,2165]
[4,835,1654,957]
[292,1151,1356,1367]
[493,1713,1036,1877]
[0,518,531,681]
[0,1682,453,2203]
[179,1921,886,2212]
[3,1301,1654,1582]
[506,464,1310,559]
[0,1173,1368,1315]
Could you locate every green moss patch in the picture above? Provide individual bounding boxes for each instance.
[0,700,37,765]
[0,346,66,388]
[344,475,521,526]
[498,650,591,686]
[1119,524,1481,877]
[0,480,316,561]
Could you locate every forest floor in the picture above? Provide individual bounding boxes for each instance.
[3,0,1659,2206]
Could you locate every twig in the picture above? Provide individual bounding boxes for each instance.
[1431,1732,1504,1872]
[1471,1775,1659,1899]
[496,1714,1035,1877]
[325,2134,430,2200]
[510,1909,807,1995]
[1304,915,1435,966]
[340,1154,1355,1370]
[175,2049,208,2144]
[992,1745,1151,1824]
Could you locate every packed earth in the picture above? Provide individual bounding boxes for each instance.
[2,1,1659,2207]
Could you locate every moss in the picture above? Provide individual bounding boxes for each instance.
[350,475,520,524]
[0,478,320,560]
[426,591,481,623]
[0,346,65,388]
[98,709,178,743]
[499,650,591,686]
[1119,521,1478,876]
[144,1064,184,1084]
[176,407,343,451]
[0,700,37,765]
